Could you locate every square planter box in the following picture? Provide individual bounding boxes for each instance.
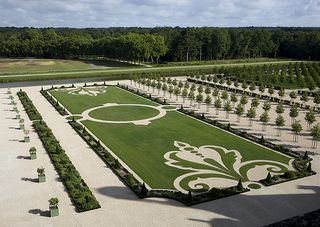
[24,136,30,142]
[38,175,46,183]
[30,153,37,160]
[20,124,25,130]
[49,208,59,217]
[16,115,20,119]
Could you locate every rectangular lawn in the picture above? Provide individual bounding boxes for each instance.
[50,86,292,191]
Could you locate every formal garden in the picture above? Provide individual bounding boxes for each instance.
[42,83,316,205]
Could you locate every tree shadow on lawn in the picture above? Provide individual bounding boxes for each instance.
[28,208,49,217]
[21,177,38,183]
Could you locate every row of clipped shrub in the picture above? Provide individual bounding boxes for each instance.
[69,120,248,205]
[260,157,315,186]
[17,91,42,121]
[117,83,168,105]
[33,121,100,212]
[40,89,69,116]
[18,90,100,212]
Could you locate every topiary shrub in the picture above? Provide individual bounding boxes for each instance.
[283,171,296,179]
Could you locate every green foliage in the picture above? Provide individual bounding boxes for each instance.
[236,179,244,191]
[17,91,42,120]
[265,172,272,184]
[49,197,59,208]
[33,120,100,212]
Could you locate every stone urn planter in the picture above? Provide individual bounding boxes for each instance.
[16,112,21,119]
[49,198,59,217]
[29,147,37,160]
[19,119,25,130]
[24,129,30,142]
[37,167,46,183]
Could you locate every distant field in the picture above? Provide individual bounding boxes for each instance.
[156,58,292,67]
[50,86,293,192]
[0,59,303,83]
[0,58,137,74]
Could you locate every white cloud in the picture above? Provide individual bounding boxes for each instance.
[0,0,319,27]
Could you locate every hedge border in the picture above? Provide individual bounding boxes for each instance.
[17,90,100,212]
[17,91,42,121]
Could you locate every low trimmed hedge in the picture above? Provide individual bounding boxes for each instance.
[33,120,100,212]
[18,90,100,212]
[117,84,169,105]
[260,158,315,186]
[17,91,42,121]
[40,88,69,116]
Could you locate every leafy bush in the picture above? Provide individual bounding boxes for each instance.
[41,90,68,116]
[32,120,100,212]
[17,91,42,121]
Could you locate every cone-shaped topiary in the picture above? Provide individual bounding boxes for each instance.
[265,172,272,184]
[237,179,244,191]
[303,151,309,160]
[140,183,148,197]
[307,162,312,173]
[187,191,192,203]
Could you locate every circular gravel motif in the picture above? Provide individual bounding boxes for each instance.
[82,103,167,125]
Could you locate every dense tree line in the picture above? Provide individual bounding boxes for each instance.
[0,27,319,61]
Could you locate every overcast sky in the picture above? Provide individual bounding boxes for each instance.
[0,0,319,28]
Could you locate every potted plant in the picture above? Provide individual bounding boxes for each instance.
[19,119,25,130]
[29,147,37,160]
[49,197,59,217]
[9,95,13,100]
[24,129,30,142]
[16,109,20,119]
[37,167,46,183]
[13,102,17,111]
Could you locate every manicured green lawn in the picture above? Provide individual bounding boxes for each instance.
[50,86,157,114]
[89,105,160,121]
[0,58,136,74]
[51,86,292,191]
